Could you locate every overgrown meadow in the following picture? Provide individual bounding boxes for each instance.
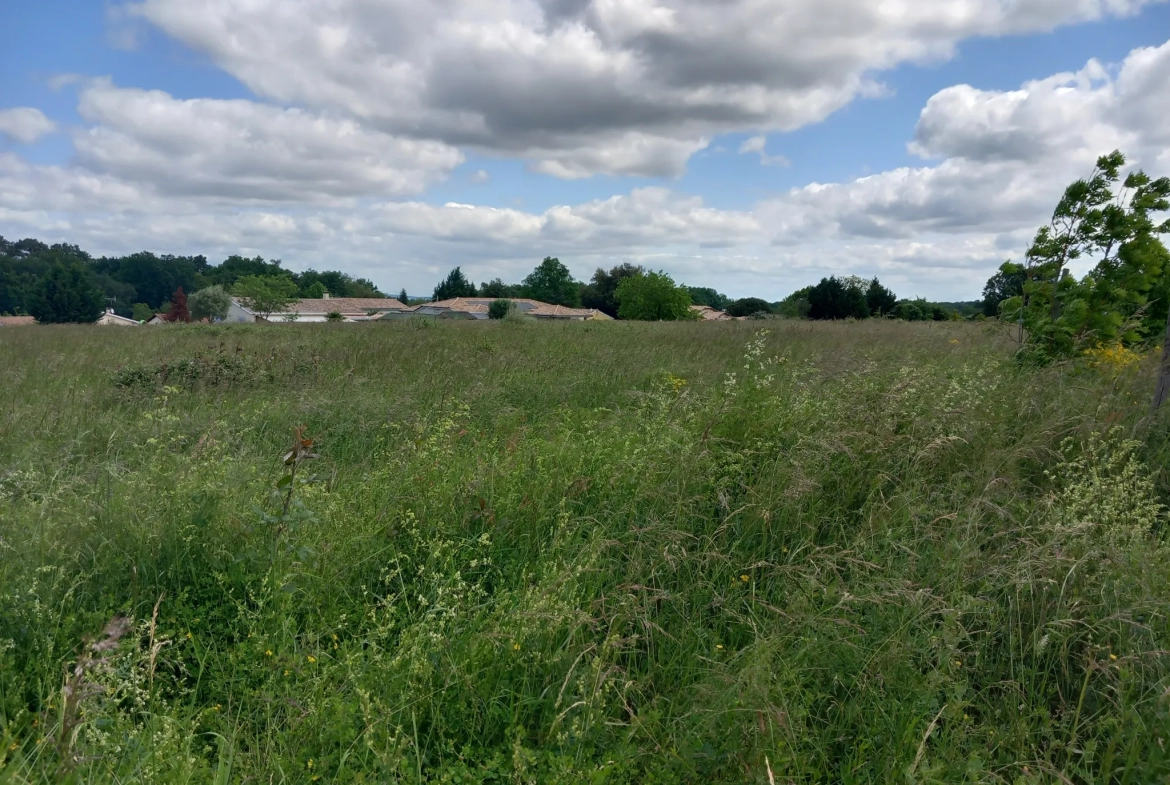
[2,319,1170,783]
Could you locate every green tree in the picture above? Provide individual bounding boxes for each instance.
[615,271,695,321]
[488,299,514,319]
[808,277,869,320]
[865,278,897,316]
[189,285,232,322]
[581,263,642,317]
[131,303,154,322]
[433,267,477,301]
[981,265,1025,317]
[233,275,300,320]
[523,257,580,306]
[727,297,773,318]
[397,288,410,305]
[303,281,328,299]
[686,287,730,311]
[26,261,105,324]
[996,150,1170,361]
[776,287,812,319]
[480,278,521,299]
[325,311,345,322]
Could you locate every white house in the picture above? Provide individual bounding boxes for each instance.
[96,309,140,326]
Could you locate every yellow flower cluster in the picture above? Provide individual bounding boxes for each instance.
[1083,342,1142,372]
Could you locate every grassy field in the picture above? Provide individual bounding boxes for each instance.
[2,318,1169,783]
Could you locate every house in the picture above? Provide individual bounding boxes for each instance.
[146,314,168,325]
[227,295,408,323]
[691,305,734,321]
[96,309,140,326]
[0,315,36,327]
[385,298,612,321]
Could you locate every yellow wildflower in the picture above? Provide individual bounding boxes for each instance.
[715,644,724,650]
[739,574,750,583]
[1109,653,1118,661]
[307,655,317,663]
[512,642,521,651]
[265,650,273,657]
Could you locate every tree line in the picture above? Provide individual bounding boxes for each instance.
[0,239,388,323]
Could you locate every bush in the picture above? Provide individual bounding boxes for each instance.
[325,311,345,322]
[488,299,514,319]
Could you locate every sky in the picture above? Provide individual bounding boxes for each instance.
[2,1,1170,302]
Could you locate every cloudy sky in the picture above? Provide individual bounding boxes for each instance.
[2,1,1170,300]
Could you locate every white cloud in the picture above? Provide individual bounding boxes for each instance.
[739,135,790,167]
[468,169,492,185]
[123,0,1166,178]
[0,108,57,144]
[71,81,464,201]
[4,36,1170,301]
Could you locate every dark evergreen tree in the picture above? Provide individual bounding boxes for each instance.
[807,277,869,320]
[26,261,105,324]
[432,267,477,301]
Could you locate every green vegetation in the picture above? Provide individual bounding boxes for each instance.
[232,275,299,320]
[25,260,105,324]
[522,257,581,307]
[488,298,514,319]
[2,320,1170,782]
[188,285,232,323]
[615,270,695,321]
[989,151,1170,363]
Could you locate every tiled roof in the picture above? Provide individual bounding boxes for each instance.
[426,297,607,319]
[0,316,36,327]
[275,298,406,313]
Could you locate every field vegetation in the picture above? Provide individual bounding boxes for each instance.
[2,318,1170,782]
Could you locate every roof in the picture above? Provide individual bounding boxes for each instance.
[0,315,36,327]
[424,298,609,319]
[691,305,733,321]
[274,297,406,314]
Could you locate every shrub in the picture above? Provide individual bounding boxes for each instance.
[488,299,514,319]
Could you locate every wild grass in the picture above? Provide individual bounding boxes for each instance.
[1,318,1169,783]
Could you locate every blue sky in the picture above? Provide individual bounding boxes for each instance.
[2,1,1169,300]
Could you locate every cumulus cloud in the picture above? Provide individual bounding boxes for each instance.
[0,108,57,144]
[71,81,463,201]
[5,35,1170,300]
[123,0,1165,178]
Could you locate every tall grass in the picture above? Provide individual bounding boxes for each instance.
[1,319,1169,783]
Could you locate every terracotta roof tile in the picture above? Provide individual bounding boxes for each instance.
[0,316,36,327]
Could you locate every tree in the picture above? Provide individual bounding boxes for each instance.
[397,288,410,305]
[727,297,773,318]
[480,278,521,299]
[131,303,154,322]
[433,267,477,301]
[996,150,1170,361]
[981,265,1025,317]
[686,287,730,311]
[189,285,232,322]
[488,299,514,319]
[303,281,328,299]
[615,271,695,321]
[865,278,897,316]
[233,275,300,320]
[776,287,812,318]
[523,257,580,306]
[325,311,345,322]
[26,260,105,324]
[581,263,643,317]
[807,277,869,320]
[164,287,191,323]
